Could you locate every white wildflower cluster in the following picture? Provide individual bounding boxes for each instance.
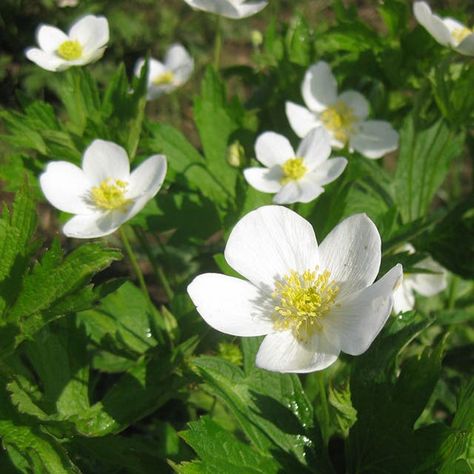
[23,0,452,374]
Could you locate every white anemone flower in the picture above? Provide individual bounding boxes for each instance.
[392,244,447,314]
[183,0,268,19]
[25,15,109,72]
[134,44,194,101]
[40,139,167,239]
[188,206,402,373]
[243,128,347,205]
[286,61,399,160]
[413,2,474,56]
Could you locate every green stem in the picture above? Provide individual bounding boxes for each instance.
[213,15,222,69]
[447,275,458,310]
[317,371,330,447]
[119,226,153,306]
[133,227,174,302]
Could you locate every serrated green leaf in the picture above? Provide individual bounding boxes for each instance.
[193,354,315,469]
[179,416,280,474]
[394,116,465,222]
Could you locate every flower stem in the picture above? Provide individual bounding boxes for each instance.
[213,15,222,69]
[133,227,174,302]
[119,226,153,306]
[317,371,330,447]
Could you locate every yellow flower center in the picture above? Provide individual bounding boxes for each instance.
[57,40,83,60]
[152,71,175,86]
[281,157,307,184]
[272,268,339,342]
[90,179,132,212]
[320,101,358,144]
[451,26,472,44]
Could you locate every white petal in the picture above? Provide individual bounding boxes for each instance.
[225,205,319,291]
[273,181,324,205]
[82,140,130,185]
[128,155,167,199]
[243,167,282,193]
[302,61,338,113]
[25,48,69,72]
[296,127,331,171]
[455,34,474,56]
[410,257,447,297]
[308,157,347,186]
[232,1,268,19]
[256,330,340,373]
[350,120,399,159]
[62,211,125,238]
[273,182,301,204]
[183,0,267,19]
[36,25,68,53]
[165,44,194,84]
[338,90,369,120]
[413,2,451,47]
[40,162,92,214]
[325,264,403,356]
[285,102,320,139]
[254,132,295,167]
[187,273,274,336]
[69,15,109,54]
[183,0,239,18]
[319,214,381,298]
[392,280,415,314]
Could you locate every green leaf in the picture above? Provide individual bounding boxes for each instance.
[193,353,315,469]
[193,67,240,204]
[146,122,230,204]
[7,243,121,324]
[347,322,451,473]
[178,416,280,474]
[78,281,159,357]
[0,386,80,473]
[394,116,465,222]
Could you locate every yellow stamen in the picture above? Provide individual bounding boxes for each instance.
[272,268,339,342]
[281,157,307,184]
[451,26,472,45]
[57,40,83,60]
[90,179,131,212]
[152,71,175,86]
[320,101,358,145]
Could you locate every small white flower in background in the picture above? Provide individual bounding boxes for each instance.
[183,0,268,19]
[134,44,194,101]
[413,2,474,57]
[25,15,109,72]
[188,205,402,373]
[244,128,347,205]
[40,140,167,239]
[392,244,448,314]
[286,61,399,160]
[57,0,79,7]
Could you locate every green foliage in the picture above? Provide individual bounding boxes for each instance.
[394,116,465,223]
[0,1,472,472]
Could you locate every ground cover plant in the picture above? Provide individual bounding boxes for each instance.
[0,0,473,472]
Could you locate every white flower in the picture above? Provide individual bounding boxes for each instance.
[243,128,347,205]
[188,206,402,373]
[286,61,399,159]
[183,0,268,19]
[25,15,109,72]
[393,244,447,314]
[134,44,194,101]
[57,0,79,7]
[40,139,167,238]
[413,2,474,56]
